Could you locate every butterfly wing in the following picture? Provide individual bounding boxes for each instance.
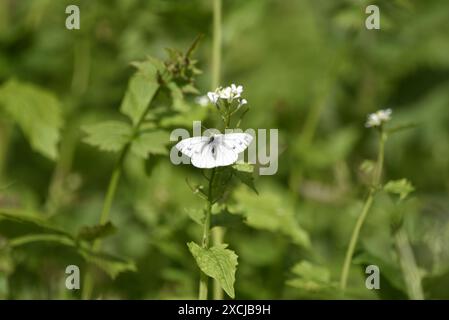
[213,142,239,167]
[222,133,253,153]
[175,136,210,158]
[191,143,217,168]
[175,133,253,169]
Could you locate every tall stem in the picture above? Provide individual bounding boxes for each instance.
[81,87,161,299]
[211,0,221,90]
[210,0,224,300]
[199,168,216,300]
[339,128,386,291]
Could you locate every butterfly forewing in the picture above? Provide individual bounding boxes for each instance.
[175,136,210,158]
[222,133,253,153]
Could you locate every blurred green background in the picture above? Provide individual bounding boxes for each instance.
[0,0,449,299]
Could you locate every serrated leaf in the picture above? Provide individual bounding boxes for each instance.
[291,261,330,283]
[0,79,63,160]
[130,130,170,158]
[384,179,415,201]
[187,242,238,298]
[83,121,132,152]
[286,261,338,296]
[233,163,258,194]
[76,222,117,242]
[120,61,160,124]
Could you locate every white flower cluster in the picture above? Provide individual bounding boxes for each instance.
[365,108,392,128]
[207,84,247,107]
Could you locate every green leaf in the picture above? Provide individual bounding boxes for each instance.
[0,210,72,239]
[130,130,170,158]
[384,179,415,201]
[185,207,205,225]
[187,242,238,298]
[291,261,330,283]
[78,247,137,279]
[0,210,135,279]
[76,222,117,242]
[167,82,189,112]
[120,61,160,125]
[233,163,258,194]
[287,261,333,292]
[83,121,132,152]
[0,79,63,160]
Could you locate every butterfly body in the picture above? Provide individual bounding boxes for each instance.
[175,133,253,169]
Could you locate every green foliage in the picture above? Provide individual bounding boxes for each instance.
[0,0,448,300]
[76,222,117,242]
[120,60,161,125]
[0,210,135,280]
[232,163,258,194]
[187,242,238,298]
[384,179,415,201]
[78,248,136,280]
[0,79,63,160]
[130,130,170,158]
[83,121,132,152]
[231,184,310,248]
[287,261,333,292]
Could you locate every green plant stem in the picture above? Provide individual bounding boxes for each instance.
[81,87,161,299]
[210,0,224,300]
[394,228,424,300]
[339,128,386,291]
[199,168,216,300]
[339,191,374,291]
[211,0,221,90]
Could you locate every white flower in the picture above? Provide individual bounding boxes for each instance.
[365,108,392,128]
[207,91,219,104]
[220,86,232,100]
[207,84,248,106]
[238,98,247,108]
[195,95,210,107]
[230,84,243,97]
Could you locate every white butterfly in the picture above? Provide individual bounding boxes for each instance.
[175,133,253,169]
